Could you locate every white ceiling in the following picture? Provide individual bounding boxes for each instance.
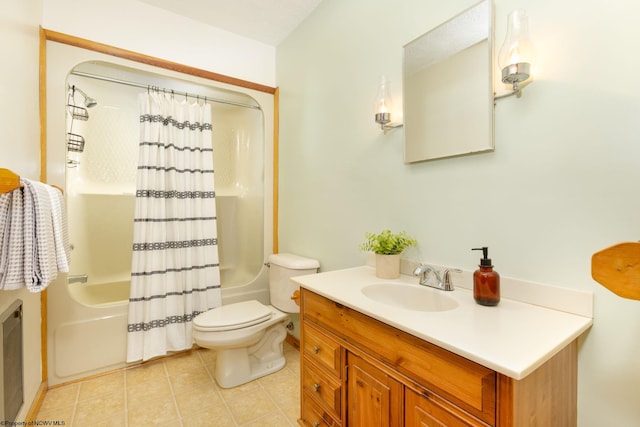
[138,0,323,46]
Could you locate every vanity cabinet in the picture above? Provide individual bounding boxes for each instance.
[299,288,578,427]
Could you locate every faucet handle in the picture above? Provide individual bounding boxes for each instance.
[442,268,462,291]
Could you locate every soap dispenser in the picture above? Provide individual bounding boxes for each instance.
[472,247,500,306]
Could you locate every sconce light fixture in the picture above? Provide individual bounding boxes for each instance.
[495,9,536,100]
[374,76,403,132]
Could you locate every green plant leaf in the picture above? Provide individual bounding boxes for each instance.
[359,229,417,255]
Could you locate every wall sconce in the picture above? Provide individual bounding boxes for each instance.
[374,76,403,132]
[495,9,536,100]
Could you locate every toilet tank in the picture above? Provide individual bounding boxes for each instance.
[268,253,319,313]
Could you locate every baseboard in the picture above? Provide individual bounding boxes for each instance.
[285,333,299,350]
[24,380,48,423]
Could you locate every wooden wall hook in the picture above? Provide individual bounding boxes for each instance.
[591,242,640,300]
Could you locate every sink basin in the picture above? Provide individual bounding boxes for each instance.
[361,283,459,312]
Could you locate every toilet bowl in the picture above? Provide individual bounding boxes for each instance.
[193,253,319,388]
[193,300,289,388]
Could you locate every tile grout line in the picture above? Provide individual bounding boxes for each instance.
[196,349,240,426]
[256,376,297,427]
[123,366,129,427]
[70,382,81,426]
[163,361,185,427]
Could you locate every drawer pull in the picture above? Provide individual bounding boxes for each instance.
[313,345,320,354]
[313,383,321,392]
[312,422,321,427]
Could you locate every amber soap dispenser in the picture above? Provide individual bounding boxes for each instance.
[472,247,500,306]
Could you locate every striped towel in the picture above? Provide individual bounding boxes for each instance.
[46,185,70,274]
[0,179,70,292]
[0,188,25,290]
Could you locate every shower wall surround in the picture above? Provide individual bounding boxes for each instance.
[63,60,269,292]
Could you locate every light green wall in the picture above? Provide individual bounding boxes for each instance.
[277,0,640,425]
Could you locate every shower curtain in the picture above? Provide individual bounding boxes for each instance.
[127,92,221,362]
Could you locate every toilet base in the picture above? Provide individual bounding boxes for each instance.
[214,322,288,388]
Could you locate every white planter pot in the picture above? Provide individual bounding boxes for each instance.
[375,254,401,279]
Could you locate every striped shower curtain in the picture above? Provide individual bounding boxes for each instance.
[127,92,222,362]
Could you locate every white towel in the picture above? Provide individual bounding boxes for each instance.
[46,186,70,273]
[23,179,59,291]
[0,179,70,292]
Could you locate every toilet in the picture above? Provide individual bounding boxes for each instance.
[192,253,319,388]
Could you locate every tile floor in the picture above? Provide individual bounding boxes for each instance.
[36,342,301,426]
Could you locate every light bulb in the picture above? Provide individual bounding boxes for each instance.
[498,9,536,87]
[374,76,392,126]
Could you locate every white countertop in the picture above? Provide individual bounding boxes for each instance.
[293,265,593,380]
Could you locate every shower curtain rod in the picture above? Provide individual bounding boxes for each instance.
[69,70,262,110]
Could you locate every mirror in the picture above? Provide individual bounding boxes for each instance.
[403,0,494,163]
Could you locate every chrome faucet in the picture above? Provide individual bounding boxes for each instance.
[413,264,441,288]
[68,274,88,284]
[413,264,461,291]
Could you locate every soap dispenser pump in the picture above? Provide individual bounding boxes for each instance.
[472,247,500,306]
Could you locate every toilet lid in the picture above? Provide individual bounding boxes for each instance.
[193,300,273,332]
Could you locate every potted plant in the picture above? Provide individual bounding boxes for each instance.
[360,229,417,279]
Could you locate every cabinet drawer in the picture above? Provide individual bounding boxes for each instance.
[406,388,487,427]
[303,289,496,425]
[300,392,342,427]
[302,321,342,378]
[302,361,342,416]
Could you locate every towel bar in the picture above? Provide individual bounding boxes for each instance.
[0,169,63,195]
[0,168,21,194]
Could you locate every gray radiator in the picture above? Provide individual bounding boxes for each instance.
[0,299,23,422]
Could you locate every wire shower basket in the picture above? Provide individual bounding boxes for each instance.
[66,132,85,152]
[67,104,89,121]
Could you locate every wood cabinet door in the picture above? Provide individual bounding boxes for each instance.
[346,352,403,427]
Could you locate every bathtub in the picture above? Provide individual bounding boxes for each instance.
[47,277,130,386]
[68,280,130,307]
[46,190,269,385]
[47,269,269,386]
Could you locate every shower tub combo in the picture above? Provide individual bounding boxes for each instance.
[46,49,274,386]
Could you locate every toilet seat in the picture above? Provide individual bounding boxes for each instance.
[193,300,273,332]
